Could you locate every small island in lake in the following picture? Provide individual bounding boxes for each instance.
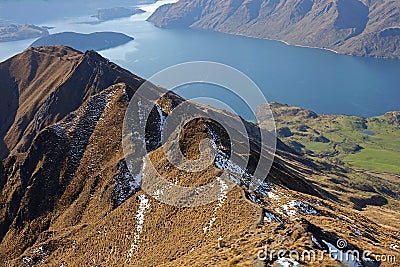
[30,32,134,52]
[0,24,49,42]
[93,7,145,21]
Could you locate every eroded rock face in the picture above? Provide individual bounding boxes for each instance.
[0,47,398,266]
[148,0,400,59]
[385,111,400,125]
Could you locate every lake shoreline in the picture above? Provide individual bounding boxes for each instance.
[186,27,400,61]
[229,31,340,55]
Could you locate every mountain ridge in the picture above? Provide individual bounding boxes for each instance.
[0,46,398,266]
[0,46,144,160]
[148,0,400,59]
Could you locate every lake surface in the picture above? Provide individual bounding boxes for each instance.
[1,0,399,118]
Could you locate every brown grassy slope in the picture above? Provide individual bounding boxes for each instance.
[4,84,399,266]
[0,47,398,266]
[0,46,144,160]
[0,83,260,266]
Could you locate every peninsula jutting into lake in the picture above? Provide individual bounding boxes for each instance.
[30,31,134,51]
[0,24,49,42]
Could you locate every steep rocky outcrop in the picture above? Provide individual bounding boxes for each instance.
[148,0,400,59]
[0,47,398,266]
[385,111,400,125]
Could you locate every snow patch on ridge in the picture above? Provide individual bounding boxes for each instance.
[203,177,228,233]
[206,126,253,184]
[64,93,107,180]
[48,124,68,139]
[352,227,363,237]
[275,257,299,267]
[126,194,151,262]
[312,235,322,248]
[276,200,319,219]
[113,160,142,207]
[155,103,166,134]
[206,125,281,206]
[263,210,282,223]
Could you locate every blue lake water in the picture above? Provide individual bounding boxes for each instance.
[1,0,399,118]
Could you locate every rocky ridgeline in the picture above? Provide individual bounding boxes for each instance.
[0,46,398,266]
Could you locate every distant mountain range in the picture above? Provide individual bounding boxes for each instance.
[0,46,399,266]
[148,0,400,59]
[93,7,145,21]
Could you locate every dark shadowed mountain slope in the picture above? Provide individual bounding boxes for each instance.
[0,47,398,266]
[148,0,400,59]
[0,46,143,161]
